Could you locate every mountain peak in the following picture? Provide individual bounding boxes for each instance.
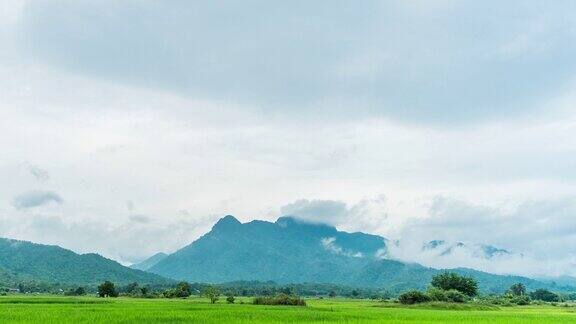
[213,215,241,230]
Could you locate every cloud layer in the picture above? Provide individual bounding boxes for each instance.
[18,0,576,124]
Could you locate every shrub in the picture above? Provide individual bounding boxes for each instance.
[427,287,448,302]
[509,295,531,305]
[226,294,235,304]
[445,290,467,303]
[398,290,431,305]
[252,294,306,306]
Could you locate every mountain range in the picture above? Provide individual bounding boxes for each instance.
[1,215,574,294]
[142,215,572,294]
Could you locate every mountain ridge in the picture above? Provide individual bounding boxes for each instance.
[147,215,573,293]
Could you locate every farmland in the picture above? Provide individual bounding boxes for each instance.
[1,296,575,323]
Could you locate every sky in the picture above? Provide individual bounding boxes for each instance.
[1,0,576,278]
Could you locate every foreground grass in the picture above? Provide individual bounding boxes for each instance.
[1,295,575,323]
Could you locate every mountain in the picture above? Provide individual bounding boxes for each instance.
[0,237,170,286]
[130,252,168,271]
[150,215,387,284]
[148,215,572,293]
[422,240,512,259]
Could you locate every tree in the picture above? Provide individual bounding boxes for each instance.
[226,293,235,304]
[328,290,337,298]
[351,289,360,298]
[431,272,478,297]
[530,289,559,302]
[507,283,526,296]
[176,281,192,298]
[98,281,118,298]
[203,286,220,304]
[65,286,86,296]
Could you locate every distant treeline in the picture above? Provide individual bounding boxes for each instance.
[4,277,576,303]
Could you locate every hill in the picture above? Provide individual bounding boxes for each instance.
[0,237,170,287]
[148,215,573,294]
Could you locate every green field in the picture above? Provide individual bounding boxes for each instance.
[1,296,576,323]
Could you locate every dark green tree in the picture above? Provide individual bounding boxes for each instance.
[98,281,118,298]
[328,290,337,298]
[530,289,559,302]
[226,293,235,304]
[431,272,478,297]
[176,281,192,298]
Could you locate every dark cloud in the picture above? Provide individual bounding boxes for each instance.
[12,190,63,209]
[19,1,576,124]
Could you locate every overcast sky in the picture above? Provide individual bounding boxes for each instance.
[1,1,576,277]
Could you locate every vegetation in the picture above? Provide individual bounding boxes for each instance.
[431,272,478,297]
[97,281,118,298]
[163,281,192,298]
[203,286,220,304]
[2,296,576,323]
[398,290,431,305]
[65,287,86,296]
[252,294,306,306]
[530,289,560,302]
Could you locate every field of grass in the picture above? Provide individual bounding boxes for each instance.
[1,295,576,323]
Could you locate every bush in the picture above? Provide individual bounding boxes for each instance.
[252,294,306,306]
[509,295,531,305]
[398,290,431,305]
[445,290,467,303]
[226,294,235,304]
[423,288,467,303]
[427,287,448,302]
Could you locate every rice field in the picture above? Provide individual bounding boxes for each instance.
[1,295,575,323]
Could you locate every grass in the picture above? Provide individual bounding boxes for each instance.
[0,295,575,323]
